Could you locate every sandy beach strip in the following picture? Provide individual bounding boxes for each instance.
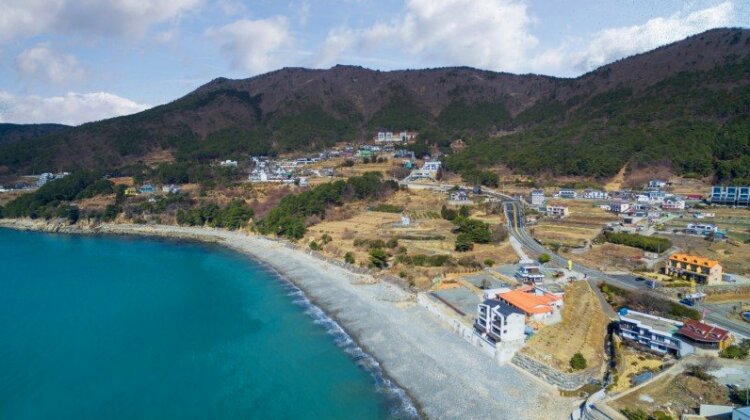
[0,220,573,419]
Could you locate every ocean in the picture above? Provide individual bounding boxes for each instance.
[0,228,415,419]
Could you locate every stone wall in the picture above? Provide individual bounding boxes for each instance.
[511,352,600,391]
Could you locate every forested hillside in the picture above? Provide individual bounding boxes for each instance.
[0,28,748,182]
[0,123,69,146]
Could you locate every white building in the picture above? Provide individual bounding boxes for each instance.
[555,189,577,199]
[376,131,395,142]
[422,160,441,172]
[649,179,667,189]
[474,299,526,344]
[219,160,238,167]
[687,223,719,233]
[609,201,631,214]
[618,308,693,357]
[545,205,569,218]
[449,190,470,203]
[530,189,545,207]
[36,172,55,187]
[583,189,608,200]
[161,184,181,194]
[400,214,411,227]
[661,196,685,210]
[514,264,545,284]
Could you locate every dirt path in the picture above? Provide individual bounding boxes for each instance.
[605,163,628,192]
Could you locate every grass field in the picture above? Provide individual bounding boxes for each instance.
[520,281,609,372]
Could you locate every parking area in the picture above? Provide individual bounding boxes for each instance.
[432,286,481,316]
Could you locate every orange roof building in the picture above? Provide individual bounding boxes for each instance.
[496,286,563,320]
[666,253,722,285]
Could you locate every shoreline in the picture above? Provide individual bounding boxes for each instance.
[0,219,572,419]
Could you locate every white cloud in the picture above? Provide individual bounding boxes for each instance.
[0,0,201,42]
[16,44,85,85]
[316,0,537,72]
[206,17,294,74]
[559,1,736,74]
[0,91,150,125]
[316,0,737,76]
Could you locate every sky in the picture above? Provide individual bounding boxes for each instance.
[0,0,748,126]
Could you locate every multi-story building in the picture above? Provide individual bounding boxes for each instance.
[665,253,723,285]
[474,299,526,345]
[514,263,545,284]
[545,205,569,218]
[618,308,693,357]
[661,196,685,210]
[646,190,666,202]
[556,189,577,199]
[583,189,608,200]
[530,189,545,207]
[609,201,631,214]
[711,186,750,206]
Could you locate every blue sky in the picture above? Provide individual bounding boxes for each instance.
[0,0,748,125]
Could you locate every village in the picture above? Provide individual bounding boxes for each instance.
[2,130,750,420]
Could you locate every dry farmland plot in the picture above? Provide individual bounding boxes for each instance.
[561,243,645,272]
[520,281,609,373]
[532,201,616,247]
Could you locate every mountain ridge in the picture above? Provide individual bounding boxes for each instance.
[0,27,749,181]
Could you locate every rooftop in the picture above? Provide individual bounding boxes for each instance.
[678,319,731,343]
[497,286,561,315]
[669,253,720,268]
[482,299,524,317]
[619,308,682,334]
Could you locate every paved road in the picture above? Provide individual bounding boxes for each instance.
[493,195,750,338]
[399,183,750,337]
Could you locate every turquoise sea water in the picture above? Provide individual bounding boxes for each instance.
[0,229,415,419]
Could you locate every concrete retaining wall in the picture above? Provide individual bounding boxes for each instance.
[511,352,600,391]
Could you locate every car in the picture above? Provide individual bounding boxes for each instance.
[679,298,695,306]
[635,277,646,282]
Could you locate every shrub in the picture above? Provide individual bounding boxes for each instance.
[603,231,671,253]
[458,205,471,218]
[455,233,474,252]
[686,365,712,381]
[369,248,389,268]
[371,203,404,213]
[344,252,355,264]
[538,253,551,264]
[455,218,492,243]
[320,233,332,244]
[483,258,495,267]
[719,344,749,359]
[620,408,650,420]
[441,205,457,221]
[309,241,321,251]
[570,352,587,370]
